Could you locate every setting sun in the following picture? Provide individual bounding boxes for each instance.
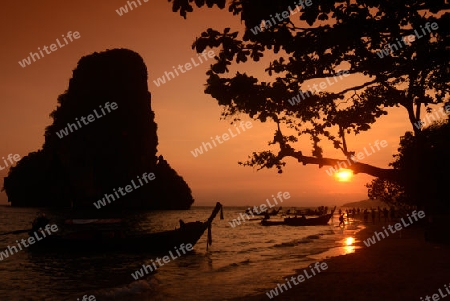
[334,169,354,182]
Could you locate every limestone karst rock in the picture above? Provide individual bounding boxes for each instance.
[3,49,194,210]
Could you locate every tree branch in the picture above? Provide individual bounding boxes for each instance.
[280,148,398,181]
[335,79,379,95]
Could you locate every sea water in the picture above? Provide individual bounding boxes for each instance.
[0,205,361,300]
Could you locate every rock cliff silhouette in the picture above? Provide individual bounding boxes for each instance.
[3,49,194,209]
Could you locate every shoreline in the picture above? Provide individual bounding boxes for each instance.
[231,219,450,300]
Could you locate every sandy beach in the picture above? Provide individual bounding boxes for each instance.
[234,221,450,301]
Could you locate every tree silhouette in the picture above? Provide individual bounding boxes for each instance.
[367,119,450,213]
[169,0,449,183]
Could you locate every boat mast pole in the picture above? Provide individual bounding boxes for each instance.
[206,202,223,225]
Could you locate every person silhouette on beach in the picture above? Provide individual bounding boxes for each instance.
[339,214,345,227]
[371,209,376,224]
[363,209,369,223]
[383,208,389,222]
[390,207,396,221]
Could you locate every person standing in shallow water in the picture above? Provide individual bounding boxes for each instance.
[370,209,375,224]
[390,207,396,221]
[31,213,50,233]
[383,208,389,222]
[339,214,345,227]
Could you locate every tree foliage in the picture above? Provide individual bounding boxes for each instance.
[169,0,450,182]
[367,120,450,212]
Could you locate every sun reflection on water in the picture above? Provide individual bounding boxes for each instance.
[343,237,356,254]
[346,237,355,246]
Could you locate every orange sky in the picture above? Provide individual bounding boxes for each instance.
[0,0,415,207]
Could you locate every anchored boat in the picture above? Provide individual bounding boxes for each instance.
[27,202,223,253]
[261,207,335,226]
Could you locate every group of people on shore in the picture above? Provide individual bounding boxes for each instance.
[338,207,398,227]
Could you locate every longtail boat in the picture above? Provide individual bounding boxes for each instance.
[27,202,223,253]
